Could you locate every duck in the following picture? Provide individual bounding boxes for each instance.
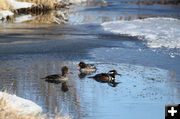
[41,66,72,84]
[77,62,97,74]
[88,70,121,83]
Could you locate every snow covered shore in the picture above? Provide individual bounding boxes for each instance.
[0,10,14,20]
[0,0,35,20]
[0,91,71,119]
[102,18,180,49]
[0,91,42,115]
[0,0,87,23]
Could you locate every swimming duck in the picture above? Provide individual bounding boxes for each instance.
[42,66,72,84]
[77,62,97,74]
[88,70,121,83]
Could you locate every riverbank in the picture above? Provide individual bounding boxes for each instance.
[0,0,86,23]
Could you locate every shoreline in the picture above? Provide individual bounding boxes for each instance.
[0,0,85,23]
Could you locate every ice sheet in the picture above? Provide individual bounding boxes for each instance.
[102,18,180,49]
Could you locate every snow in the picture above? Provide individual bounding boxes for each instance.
[0,92,42,115]
[69,0,87,4]
[0,10,14,20]
[14,15,36,23]
[0,0,36,20]
[102,18,180,49]
[8,0,35,9]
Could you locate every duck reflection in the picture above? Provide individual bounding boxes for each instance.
[78,73,87,79]
[108,81,121,87]
[61,82,69,92]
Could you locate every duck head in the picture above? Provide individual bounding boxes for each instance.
[77,62,87,68]
[61,66,72,76]
[108,70,121,78]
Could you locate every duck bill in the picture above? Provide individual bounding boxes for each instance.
[76,66,80,68]
[117,74,122,76]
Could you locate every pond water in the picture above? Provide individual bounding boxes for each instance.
[0,0,180,119]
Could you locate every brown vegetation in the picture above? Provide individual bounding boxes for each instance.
[17,0,54,9]
[16,0,70,10]
[0,0,13,11]
[0,0,69,13]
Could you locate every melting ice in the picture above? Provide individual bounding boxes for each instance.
[102,18,180,49]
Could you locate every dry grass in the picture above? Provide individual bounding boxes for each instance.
[0,0,68,12]
[0,92,71,119]
[22,10,68,24]
[17,0,54,9]
[0,0,13,11]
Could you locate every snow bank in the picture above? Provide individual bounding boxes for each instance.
[102,18,180,49]
[0,0,36,20]
[8,0,35,9]
[14,15,36,23]
[69,0,87,4]
[0,92,42,115]
[0,10,14,19]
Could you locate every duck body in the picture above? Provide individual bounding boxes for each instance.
[78,62,97,74]
[80,64,97,73]
[90,73,115,83]
[89,70,121,83]
[44,74,68,84]
[42,66,71,84]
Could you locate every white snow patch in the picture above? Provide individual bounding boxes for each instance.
[14,15,36,23]
[8,0,36,9]
[102,18,180,49]
[0,10,14,20]
[0,92,42,115]
[0,0,36,21]
[69,0,87,4]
